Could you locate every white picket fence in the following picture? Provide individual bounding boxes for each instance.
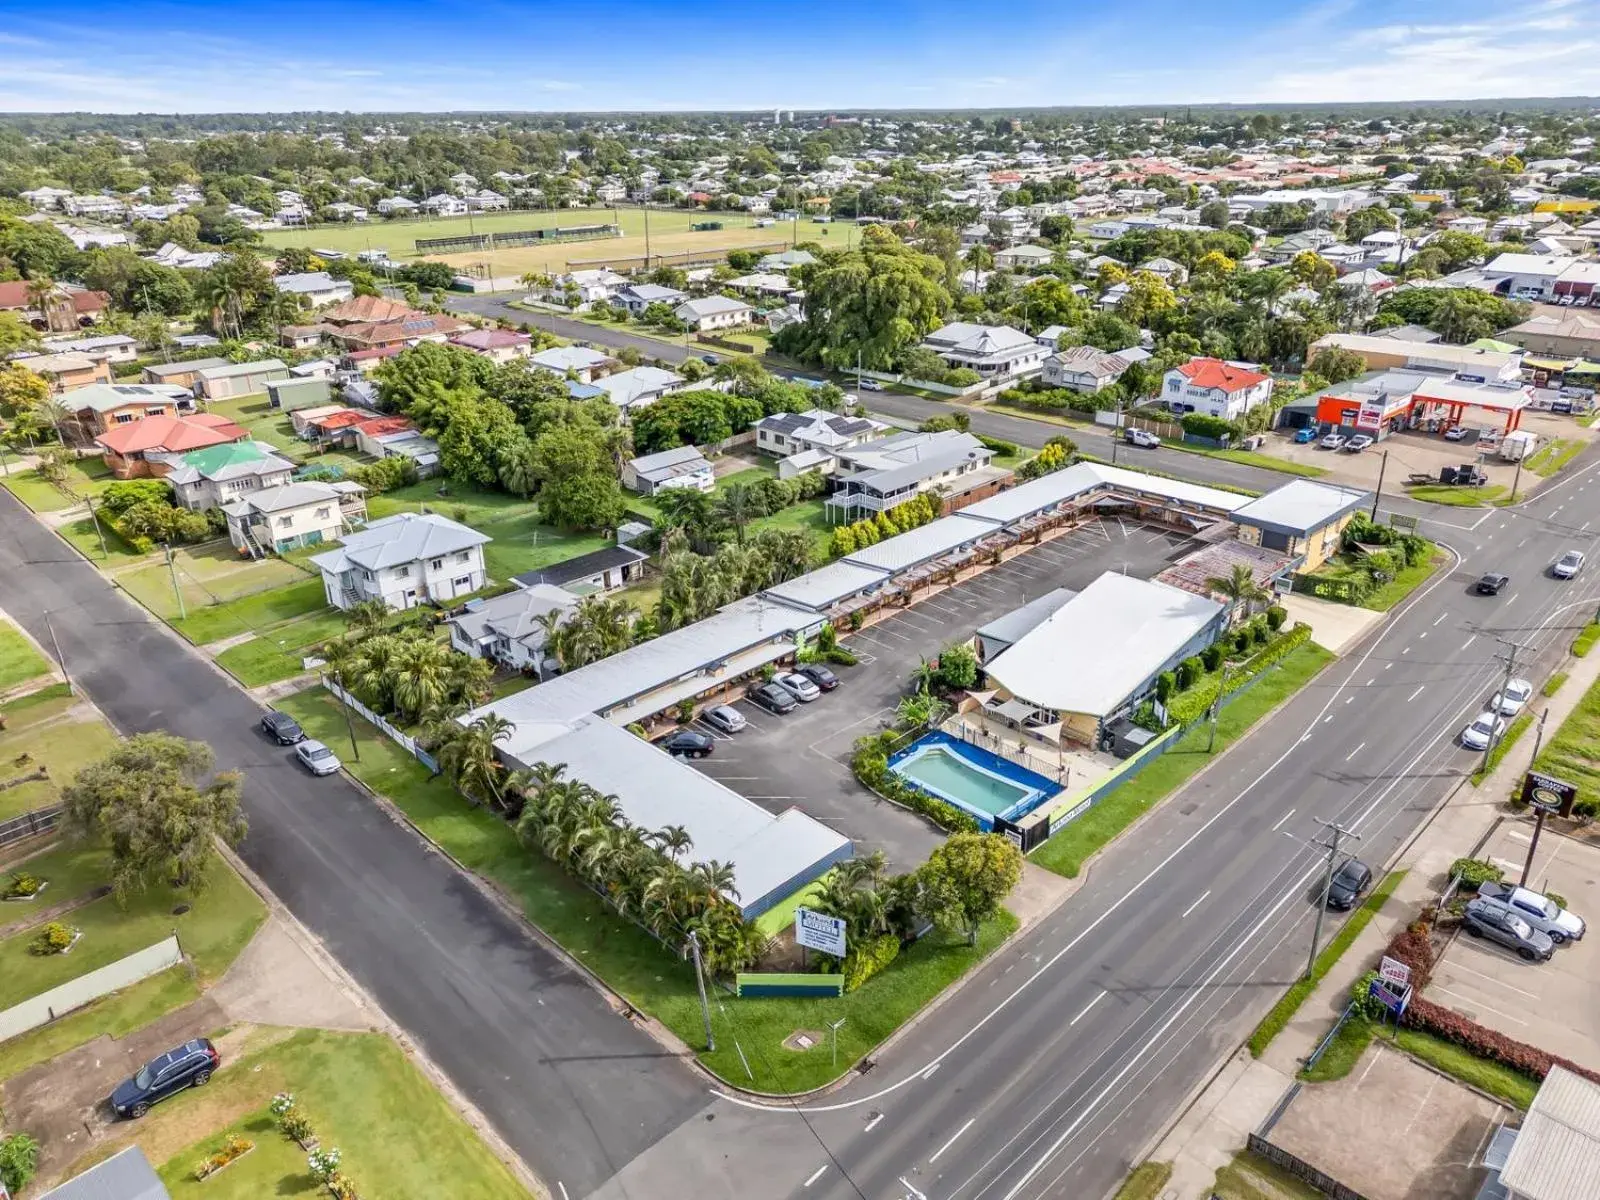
[323,679,438,773]
[0,934,183,1042]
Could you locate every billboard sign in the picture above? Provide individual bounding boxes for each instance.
[1520,770,1578,816]
[1356,401,1386,431]
[795,907,847,958]
[1368,976,1411,1019]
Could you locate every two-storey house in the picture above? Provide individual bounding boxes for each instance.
[1161,358,1273,420]
[165,443,296,510]
[309,512,490,611]
[224,480,369,555]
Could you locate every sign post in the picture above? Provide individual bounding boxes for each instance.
[1370,955,1413,1024]
[795,907,848,959]
[1518,770,1578,887]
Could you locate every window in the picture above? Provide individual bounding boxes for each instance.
[395,565,410,578]
[277,516,292,528]
[430,558,443,570]
[114,412,135,424]
[455,551,470,563]
[453,575,473,589]
[362,569,374,581]
[315,507,330,520]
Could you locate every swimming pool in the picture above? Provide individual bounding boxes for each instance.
[888,733,1058,827]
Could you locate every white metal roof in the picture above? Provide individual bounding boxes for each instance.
[985,574,1223,717]
[843,514,996,574]
[960,462,1248,527]
[765,560,892,612]
[1232,479,1368,535]
[1498,1066,1600,1200]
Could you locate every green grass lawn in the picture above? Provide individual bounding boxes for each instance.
[1304,549,1445,612]
[152,1030,530,1199]
[1523,437,1585,478]
[205,394,305,458]
[752,497,833,559]
[0,847,266,1009]
[0,966,197,1081]
[1573,622,1600,658]
[0,695,122,822]
[1543,672,1568,697]
[1389,1026,1539,1109]
[1210,1150,1327,1200]
[276,687,1014,1093]
[1161,441,1331,478]
[0,622,51,691]
[1031,643,1335,878]
[58,511,148,566]
[1299,1014,1376,1082]
[168,577,329,645]
[117,544,310,623]
[0,458,118,513]
[1112,1162,1174,1200]
[1403,484,1509,507]
[1472,711,1532,784]
[214,637,318,687]
[1529,670,1600,806]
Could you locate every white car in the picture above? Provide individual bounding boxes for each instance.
[1459,711,1506,751]
[858,378,884,392]
[1125,428,1161,448]
[1442,426,1467,441]
[774,672,821,703]
[1342,434,1375,453]
[294,739,342,776]
[1491,678,1533,717]
[1553,550,1585,579]
[1319,432,1347,450]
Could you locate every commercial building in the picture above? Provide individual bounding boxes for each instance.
[1484,1065,1600,1200]
[1230,480,1368,571]
[1308,334,1521,383]
[1505,311,1600,360]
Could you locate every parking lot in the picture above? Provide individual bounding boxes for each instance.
[1431,819,1600,1071]
[687,518,1200,870]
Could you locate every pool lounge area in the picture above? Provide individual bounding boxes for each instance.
[888,731,1060,828]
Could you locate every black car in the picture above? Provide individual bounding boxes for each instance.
[661,729,714,759]
[1475,573,1510,595]
[1325,858,1373,910]
[700,353,720,365]
[797,663,840,691]
[111,1038,219,1118]
[748,682,798,714]
[260,710,304,744]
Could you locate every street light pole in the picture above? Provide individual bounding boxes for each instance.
[828,1016,846,1071]
[42,609,69,695]
[1307,817,1361,979]
[688,931,715,1051]
[1371,449,1388,520]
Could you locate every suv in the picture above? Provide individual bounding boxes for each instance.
[260,710,304,744]
[1476,882,1585,944]
[1463,897,1555,961]
[859,378,884,392]
[661,729,714,759]
[1325,859,1373,910]
[1474,572,1509,595]
[1125,428,1161,448]
[111,1039,219,1118]
[748,681,798,714]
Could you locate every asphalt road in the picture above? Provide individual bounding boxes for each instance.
[0,488,706,1199]
[592,449,1600,1200]
[447,293,698,365]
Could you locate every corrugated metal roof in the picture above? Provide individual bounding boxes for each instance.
[765,560,892,612]
[42,1146,170,1200]
[975,587,1078,650]
[843,514,996,574]
[1232,479,1369,535]
[1499,1066,1600,1200]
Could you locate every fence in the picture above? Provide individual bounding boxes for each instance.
[323,679,438,774]
[0,934,183,1042]
[0,805,62,852]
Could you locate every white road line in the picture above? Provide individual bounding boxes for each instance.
[1344,695,1355,704]
[1401,645,1410,654]
[803,1165,827,1188]
[1585,521,1593,533]
[1434,612,1447,626]
[864,1112,885,1132]
[1407,685,1426,702]
[1419,630,1428,639]
[1464,634,1477,651]
[1180,891,1211,919]
[1271,809,1296,831]
[1322,714,1333,723]
[1506,593,1520,605]
[1444,961,1541,998]
[1384,661,1393,670]
[1344,742,1365,761]
[930,1118,976,1163]
[1069,991,1106,1026]
[1433,986,1530,1025]
[1365,677,1375,687]
[921,1062,941,1080]
[1506,829,1531,842]
[899,1177,927,1200]
[558,1185,570,1200]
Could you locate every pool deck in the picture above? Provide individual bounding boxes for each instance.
[945,711,1120,797]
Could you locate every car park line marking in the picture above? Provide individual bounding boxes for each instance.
[1322,714,1333,723]
[803,1165,827,1187]
[1506,828,1531,842]
[900,1176,927,1200]
[1069,992,1106,1026]
[1401,646,1410,654]
[1180,891,1210,919]
[1271,809,1295,831]
[1407,685,1426,702]
[1344,742,1365,761]
[1445,962,1540,998]
[1384,662,1393,669]
[1434,986,1529,1025]
[865,1112,885,1132]
[930,1118,975,1163]
[871,626,914,643]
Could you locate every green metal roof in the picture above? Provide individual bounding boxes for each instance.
[180,442,271,474]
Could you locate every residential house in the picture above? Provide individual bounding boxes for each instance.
[624,445,715,495]
[1034,325,1070,352]
[449,327,533,362]
[1087,219,1130,239]
[95,413,249,478]
[1042,346,1137,393]
[823,429,1007,521]
[309,512,490,611]
[15,351,112,394]
[613,283,688,316]
[194,359,290,400]
[757,249,816,273]
[291,405,354,438]
[225,480,368,555]
[674,295,754,331]
[1140,256,1189,285]
[272,272,354,309]
[512,545,649,595]
[593,366,686,417]
[165,443,296,510]
[65,382,187,437]
[43,333,137,366]
[1445,214,1489,236]
[140,357,229,390]
[1161,358,1273,420]
[993,244,1055,270]
[920,322,1047,382]
[1505,311,1600,360]
[755,409,887,458]
[147,242,223,270]
[550,268,627,306]
[327,314,467,352]
[528,344,616,383]
[0,281,110,332]
[724,273,796,300]
[277,324,324,352]
[421,194,468,216]
[376,196,419,216]
[445,583,578,674]
[323,202,368,222]
[40,1146,170,1200]
[319,295,417,326]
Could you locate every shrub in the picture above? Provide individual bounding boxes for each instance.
[1449,857,1504,891]
[1349,970,1389,1021]
[934,642,979,691]
[308,1147,343,1183]
[1180,413,1237,441]
[1166,623,1314,726]
[842,933,900,992]
[29,921,74,955]
[1265,605,1287,631]
[1384,923,1435,990]
[1252,619,1271,646]
[1546,891,1569,910]
[3,871,43,898]
[1154,670,1177,702]
[1201,642,1226,672]
[977,435,1019,457]
[1575,797,1600,820]
[269,1092,297,1119]
[352,456,418,494]
[675,698,695,724]
[1401,996,1600,1087]
[1176,656,1203,690]
[0,1133,39,1195]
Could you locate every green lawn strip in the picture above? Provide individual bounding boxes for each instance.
[58,512,148,566]
[1299,1014,1376,1081]
[1248,868,1406,1056]
[1523,437,1584,478]
[1111,1161,1173,1200]
[1530,670,1600,803]
[156,1029,531,1200]
[0,712,122,822]
[0,849,265,1008]
[0,622,51,690]
[1032,643,1335,879]
[0,460,115,513]
[1211,1149,1328,1200]
[1471,712,1532,785]
[1157,440,1331,478]
[1573,623,1600,658]
[1543,672,1568,697]
[276,688,1014,1093]
[1,682,73,722]
[169,577,329,645]
[0,844,123,905]
[1387,1026,1539,1108]
[751,498,833,558]
[213,639,312,688]
[0,967,199,1082]
[205,395,303,457]
[716,464,780,489]
[982,400,1094,431]
[1403,484,1508,507]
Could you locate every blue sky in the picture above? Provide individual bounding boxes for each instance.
[1,0,1596,113]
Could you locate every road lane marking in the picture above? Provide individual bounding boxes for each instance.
[1069,991,1106,1026]
[803,1165,827,1187]
[1407,685,1426,702]
[1506,593,1519,605]
[1345,695,1355,704]
[1385,661,1393,669]
[930,1118,976,1163]
[1365,677,1375,687]
[1418,630,1427,639]
[1271,809,1295,832]
[921,1062,941,1080]
[1180,891,1210,919]
[1434,612,1447,626]
[1344,742,1365,761]
[900,1177,927,1200]
[558,1185,570,1200]
[865,1112,885,1132]
[1322,714,1333,723]
[1463,635,1477,650]
[1401,646,1411,654]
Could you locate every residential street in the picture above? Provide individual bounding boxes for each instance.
[0,489,707,1200]
[446,292,699,365]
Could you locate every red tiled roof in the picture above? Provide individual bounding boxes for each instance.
[345,345,405,362]
[1176,358,1270,393]
[0,282,110,313]
[95,414,248,455]
[353,416,413,437]
[320,295,419,325]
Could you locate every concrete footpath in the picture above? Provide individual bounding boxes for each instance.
[1149,633,1600,1199]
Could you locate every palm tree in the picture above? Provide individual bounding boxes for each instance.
[497,438,539,498]
[436,712,514,809]
[391,638,453,721]
[654,487,713,538]
[652,824,693,861]
[24,278,55,328]
[346,599,390,639]
[714,483,756,547]
[1205,563,1270,624]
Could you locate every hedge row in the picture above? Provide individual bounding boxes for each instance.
[842,933,900,992]
[1403,995,1600,1087]
[1166,622,1313,726]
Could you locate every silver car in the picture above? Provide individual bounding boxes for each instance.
[1463,897,1555,961]
[702,705,747,734]
[294,739,342,776]
[1459,711,1505,751]
[1476,882,1585,944]
[774,672,821,703]
[1553,550,1585,579]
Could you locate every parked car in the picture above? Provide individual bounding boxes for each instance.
[774,671,821,702]
[1325,858,1373,910]
[1490,678,1534,717]
[661,729,714,759]
[797,663,840,691]
[1293,427,1319,444]
[748,682,797,714]
[1124,428,1161,448]
[859,378,884,391]
[1462,897,1555,961]
[1459,710,1506,751]
[1342,434,1375,453]
[1476,882,1586,944]
[1442,425,1467,441]
[1474,572,1509,595]
[702,705,746,734]
[111,1039,219,1118]
[260,710,304,744]
[699,353,720,365]
[1319,432,1347,450]
[294,739,342,776]
[1553,550,1586,579]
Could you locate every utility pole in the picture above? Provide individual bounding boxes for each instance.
[1306,817,1361,979]
[688,930,715,1051]
[643,204,652,271]
[1206,662,1232,752]
[1482,638,1527,778]
[42,609,69,695]
[84,494,109,560]
[332,670,361,762]
[164,544,187,620]
[1370,449,1388,519]
[1509,451,1525,504]
[1517,708,1553,888]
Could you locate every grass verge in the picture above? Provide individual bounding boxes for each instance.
[1390,1026,1539,1108]
[276,687,1013,1093]
[1247,868,1405,1056]
[1112,1161,1173,1200]
[1032,643,1334,879]
[0,701,121,822]
[1299,1013,1376,1081]
[0,623,51,690]
[1530,668,1600,805]
[1403,484,1508,507]
[1471,712,1532,785]
[1573,622,1600,658]
[169,578,329,645]
[0,966,199,1081]
[1211,1149,1327,1200]
[1543,672,1568,698]
[1160,440,1331,478]
[1523,437,1584,478]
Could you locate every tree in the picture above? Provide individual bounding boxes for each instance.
[530,421,626,531]
[0,362,48,418]
[0,312,39,358]
[1288,251,1336,290]
[1307,346,1366,384]
[61,733,247,899]
[275,246,326,274]
[1198,200,1231,229]
[434,713,514,810]
[1205,562,1270,623]
[918,833,1023,945]
[714,482,755,546]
